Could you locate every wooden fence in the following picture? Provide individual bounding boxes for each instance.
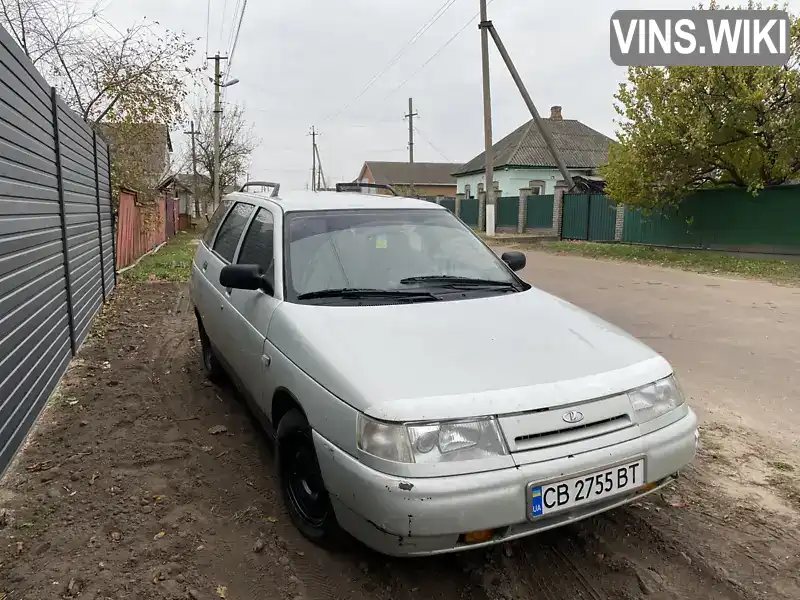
[115,191,169,269]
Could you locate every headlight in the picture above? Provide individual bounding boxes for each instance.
[357,415,508,463]
[629,375,685,423]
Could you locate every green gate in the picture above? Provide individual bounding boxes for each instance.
[461,198,479,226]
[525,194,554,228]
[562,194,590,239]
[561,194,616,241]
[496,197,519,228]
[588,195,617,241]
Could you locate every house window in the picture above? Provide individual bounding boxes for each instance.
[528,180,545,195]
[493,180,499,190]
[464,184,472,199]
[477,183,484,194]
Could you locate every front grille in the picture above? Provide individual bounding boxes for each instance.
[515,415,631,445]
[498,394,636,453]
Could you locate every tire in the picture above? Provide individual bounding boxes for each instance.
[276,409,341,546]
[197,318,225,384]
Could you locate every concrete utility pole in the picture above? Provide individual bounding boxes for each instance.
[405,98,418,196]
[478,0,495,235]
[208,54,229,211]
[183,121,200,219]
[314,144,327,191]
[309,126,318,192]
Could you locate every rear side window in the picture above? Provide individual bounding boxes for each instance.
[202,198,233,246]
[237,208,275,286]
[212,202,254,262]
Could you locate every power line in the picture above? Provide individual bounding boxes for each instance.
[392,0,497,95]
[224,0,242,60]
[218,0,229,51]
[224,0,248,81]
[414,126,453,162]
[204,0,211,66]
[322,0,462,123]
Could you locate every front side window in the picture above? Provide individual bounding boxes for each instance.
[213,202,254,262]
[202,197,233,246]
[237,208,275,287]
[284,209,519,302]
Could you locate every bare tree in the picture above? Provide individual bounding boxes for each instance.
[0,0,96,67]
[1,0,198,202]
[193,100,259,216]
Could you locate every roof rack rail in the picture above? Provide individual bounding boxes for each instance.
[335,182,398,196]
[239,181,280,197]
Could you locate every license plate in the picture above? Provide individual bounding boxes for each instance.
[528,459,645,519]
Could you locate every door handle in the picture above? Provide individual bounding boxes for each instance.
[261,355,271,368]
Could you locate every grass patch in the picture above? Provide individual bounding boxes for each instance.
[533,241,800,285]
[122,230,200,283]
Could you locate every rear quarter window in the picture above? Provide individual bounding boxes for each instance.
[202,198,233,246]
[212,202,255,262]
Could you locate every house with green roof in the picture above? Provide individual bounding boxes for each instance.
[453,106,614,198]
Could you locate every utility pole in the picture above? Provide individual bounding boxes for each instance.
[309,126,318,192]
[478,0,495,234]
[405,98,418,196]
[315,144,327,191]
[183,121,200,219]
[208,53,228,211]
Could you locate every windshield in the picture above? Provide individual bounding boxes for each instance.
[284,208,518,302]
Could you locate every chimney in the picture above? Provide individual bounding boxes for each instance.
[550,105,563,120]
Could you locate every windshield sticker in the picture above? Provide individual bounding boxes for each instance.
[375,234,387,249]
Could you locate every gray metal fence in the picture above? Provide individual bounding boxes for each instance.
[0,25,115,475]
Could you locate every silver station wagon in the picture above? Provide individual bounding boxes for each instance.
[190,184,699,556]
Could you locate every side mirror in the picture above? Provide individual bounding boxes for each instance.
[219,264,274,295]
[501,251,526,272]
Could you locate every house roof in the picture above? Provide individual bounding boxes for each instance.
[454,118,614,176]
[158,172,211,192]
[359,161,461,186]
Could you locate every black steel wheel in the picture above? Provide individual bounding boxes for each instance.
[276,409,341,545]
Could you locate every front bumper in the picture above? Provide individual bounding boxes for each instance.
[313,408,699,557]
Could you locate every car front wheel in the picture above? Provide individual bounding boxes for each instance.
[276,409,341,546]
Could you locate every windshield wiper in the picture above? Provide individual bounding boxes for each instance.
[400,275,516,288]
[296,288,440,301]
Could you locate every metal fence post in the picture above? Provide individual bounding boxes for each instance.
[107,149,117,281]
[51,88,76,356]
[585,194,593,241]
[92,132,107,301]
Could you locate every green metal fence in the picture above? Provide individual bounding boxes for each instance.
[440,198,456,213]
[588,195,617,241]
[622,186,800,250]
[497,197,519,228]
[461,198,479,226]
[562,194,616,241]
[526,194,554,228]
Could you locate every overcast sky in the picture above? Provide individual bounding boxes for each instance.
[94,0,800,190]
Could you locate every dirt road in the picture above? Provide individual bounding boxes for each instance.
[0,253,798,600]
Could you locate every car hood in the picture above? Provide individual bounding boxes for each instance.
[268,288,672,422]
